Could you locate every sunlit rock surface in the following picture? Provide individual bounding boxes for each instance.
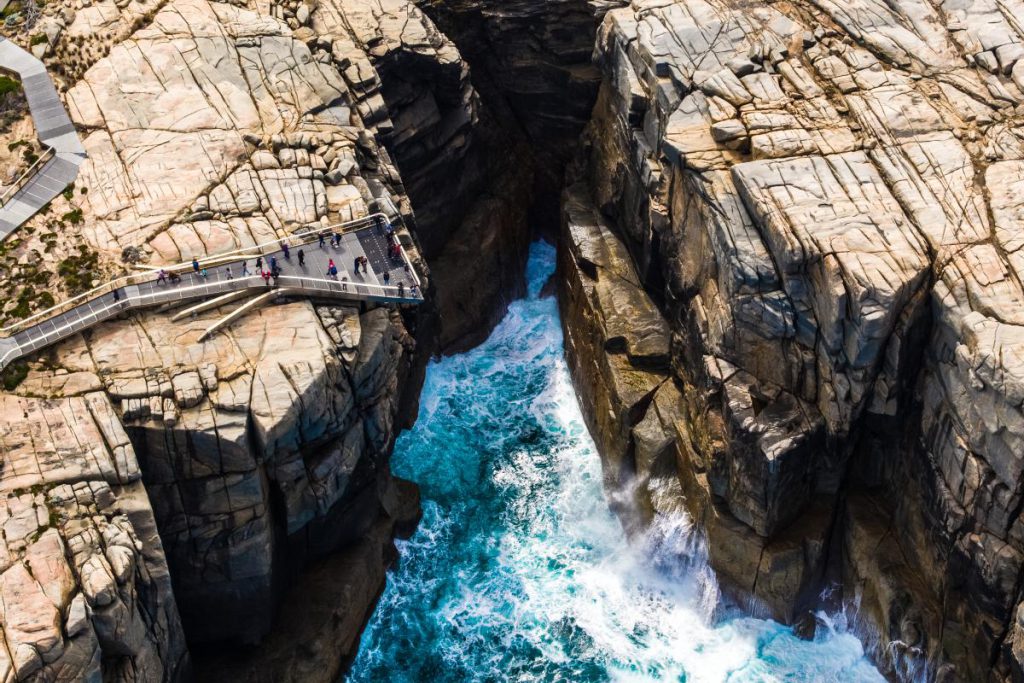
[559,0,1024,679]
[0,0,438,678]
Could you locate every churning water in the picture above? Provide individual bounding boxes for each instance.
[348,241,884,682]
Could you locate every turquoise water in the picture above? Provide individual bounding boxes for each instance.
[349,242,884,682]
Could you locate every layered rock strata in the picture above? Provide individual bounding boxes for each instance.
[560,0,1024,679]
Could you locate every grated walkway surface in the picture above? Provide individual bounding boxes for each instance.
[0,36,86,239]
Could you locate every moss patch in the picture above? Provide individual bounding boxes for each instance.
[0,75,20,97]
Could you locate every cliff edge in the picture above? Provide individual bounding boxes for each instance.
[0,0,489,678]
[560,0,1024,680]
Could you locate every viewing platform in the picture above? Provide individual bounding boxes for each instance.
[0,213,424,371]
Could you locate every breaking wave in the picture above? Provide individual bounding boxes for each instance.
[348,241,884,682]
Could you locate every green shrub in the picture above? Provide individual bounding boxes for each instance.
[29,34,47,47]
[1,361,28,391]
[62,208,83,224]
[0,1,22,19]
[9,288,33,319]
[58,247,99,294]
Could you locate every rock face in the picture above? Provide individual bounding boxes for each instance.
[414,0,625,192]
[0,410,188,682]
[559,0,1024,679]
[311,0,534,352]
[0,0,447,678]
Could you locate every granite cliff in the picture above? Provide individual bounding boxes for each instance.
[4,0,1024,680]
[557,0,1024,680]
[0,0,490,679]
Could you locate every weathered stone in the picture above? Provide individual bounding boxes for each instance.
[562,0,1024,680]
[0,0,439,677]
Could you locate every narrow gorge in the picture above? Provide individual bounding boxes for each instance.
[0,0,1023,681]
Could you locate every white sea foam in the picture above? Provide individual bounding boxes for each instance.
[348,241,884,682]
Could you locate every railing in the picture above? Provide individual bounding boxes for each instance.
[1,211,414,337]
[3,273,418,363]
[0,145,54,208]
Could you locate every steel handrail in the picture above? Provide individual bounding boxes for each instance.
[9,273,421,349]
[1,211,408,336]
[0,145,55,207]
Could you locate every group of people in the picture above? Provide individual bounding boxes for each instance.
[155,269,181,285]
[318,229,349,249]
[151,223,419,300]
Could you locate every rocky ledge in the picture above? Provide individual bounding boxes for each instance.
[559,0,1024,680]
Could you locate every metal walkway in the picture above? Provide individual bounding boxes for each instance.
[0,36,86,239]
[0,213,424,371]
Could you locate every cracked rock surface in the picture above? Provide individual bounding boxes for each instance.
[560,0,1024,679]
[315,0,535,352]
[0,0,450,679]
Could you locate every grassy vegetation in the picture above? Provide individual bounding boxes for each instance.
[0,1,22,19]
[58,244,100,294]
[29,34,47,47]
[0,73,27,135]
[0,76,20,98]
[8,288,34,318]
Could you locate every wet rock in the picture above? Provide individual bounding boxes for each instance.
[792,611,819,641]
